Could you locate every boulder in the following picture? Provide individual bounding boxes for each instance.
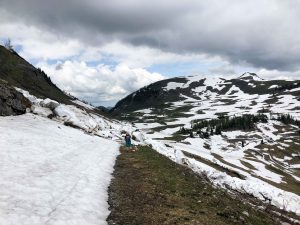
[0,83,31,116]
[40,98,59,110]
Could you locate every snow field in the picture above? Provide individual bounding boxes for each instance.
[0,114,120,225]
[0,88,145,225]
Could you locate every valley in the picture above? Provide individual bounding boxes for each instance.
[0,46,299,224]
[111,73,300,217]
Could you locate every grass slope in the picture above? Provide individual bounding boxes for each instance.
[0,45,72,104]
[108,146,283,225]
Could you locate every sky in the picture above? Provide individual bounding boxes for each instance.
[0,0,300,106]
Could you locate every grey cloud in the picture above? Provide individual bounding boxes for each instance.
[1,0,300,71]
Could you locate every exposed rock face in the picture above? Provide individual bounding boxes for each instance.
[0,83,31,116]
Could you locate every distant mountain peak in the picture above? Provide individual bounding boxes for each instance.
[238,72,264,81]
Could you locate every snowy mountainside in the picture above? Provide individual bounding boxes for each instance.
[112,73,300,216]
[111,72,300,115]
[0,89,144,225]
[0,45,107,115]
[17,88,140,140]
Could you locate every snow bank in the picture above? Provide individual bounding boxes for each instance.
[164,82,184,90]
[15,88,143,141]
[72,100,95,110]
[0,88,148,224]
[0,114,120,225]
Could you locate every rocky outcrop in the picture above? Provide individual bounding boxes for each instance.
[0,82,31,116]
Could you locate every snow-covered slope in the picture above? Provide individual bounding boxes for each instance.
[1,72,299,222]
[112,73,300,216]
[0,114,119,225]
[112,73,300,115]
[0,89,143,225]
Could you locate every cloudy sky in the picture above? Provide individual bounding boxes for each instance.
[1,0,299,106]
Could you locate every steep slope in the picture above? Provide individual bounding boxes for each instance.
[111,72,300,217]
[0,79,143,225]
[0,45,72,104]
[111,72,300,116]
[112,76,188,113]
[0,46,145,224]
[108,146,288,225]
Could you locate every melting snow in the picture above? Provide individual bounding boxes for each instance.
[164,82,183,90]
[0,114,119,225]
[72,100,95,110]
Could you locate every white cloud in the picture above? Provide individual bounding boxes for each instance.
[0,17,83,60]
[0,17,220,69]
[1,4,299,106]
[99,41,216,68]
[257,68,300,81]
[37,61,165,106]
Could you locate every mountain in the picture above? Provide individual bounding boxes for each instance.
[111,72,300,116]
[1,44,300,221]
[110,72,300,215]
[0,45,108,115]
[0,45,145,224]
[0,45,74,104]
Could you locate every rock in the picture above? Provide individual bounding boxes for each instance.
[31,105,53,117]
[40,98,59,110]
[242,211,249,217]
[0,83,31,116]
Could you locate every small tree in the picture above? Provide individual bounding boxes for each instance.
[4,38,14,51]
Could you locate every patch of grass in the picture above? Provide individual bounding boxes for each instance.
[0,46,73,104]
[151,124,183,132]
[240,160,256,170]
[204,142,211,150]
[154,134,187,142]
[163,105,194,118]
[215,112,229,117]
[184,151,247,180]
[196,109,205,114]
[108,146,285,225]
[240,156,300,196]
[265,165,300,195]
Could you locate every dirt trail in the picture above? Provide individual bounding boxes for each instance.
[107,146,286,225]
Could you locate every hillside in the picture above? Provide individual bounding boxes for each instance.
[111,72,300,115]
[111,72,300,217]
[0,72,142,225]
[0,43,299,223]
[0,45,74,104]
[108,146,296,225]
[0,45,140,224]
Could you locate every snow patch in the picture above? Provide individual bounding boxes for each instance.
[0,114,120,225]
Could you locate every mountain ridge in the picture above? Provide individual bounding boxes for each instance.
[111,72,300,115]
[0,45,74,105]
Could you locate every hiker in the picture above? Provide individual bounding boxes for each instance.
[125,133,131,147]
